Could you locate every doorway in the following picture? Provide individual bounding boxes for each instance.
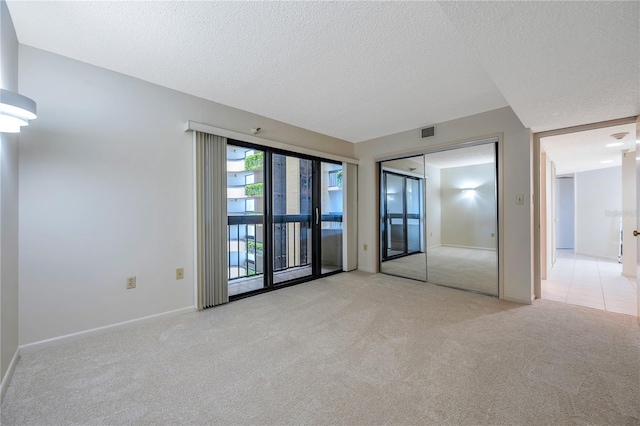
[226,140,343,298]
[535,119,638,316]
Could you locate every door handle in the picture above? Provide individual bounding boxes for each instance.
[634,230,639,237]
[315,208,319,225]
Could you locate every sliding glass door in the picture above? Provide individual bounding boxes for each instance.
[227,145,266,297]
[226,141,342,297]
[272,153,314,284]
[321,162,344,273]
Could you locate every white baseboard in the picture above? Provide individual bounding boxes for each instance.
[1,348,20,403]
[574,251,618,262]
[503,295,533,305]
[20,306,196,355]
[441,244,497,251]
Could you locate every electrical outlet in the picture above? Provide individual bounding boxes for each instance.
[176,268,184,280]
[364,244,368,251]
[127,276,136,289]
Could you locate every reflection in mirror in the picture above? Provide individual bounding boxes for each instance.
[424,142,498,295]
[380,156,427,281]
[379,142,499,296]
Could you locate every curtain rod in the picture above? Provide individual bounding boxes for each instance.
[184,120,359,165]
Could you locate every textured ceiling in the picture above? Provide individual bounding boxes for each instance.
[440,1,640,133]
[542,123,637,175]
[7,1,640,142]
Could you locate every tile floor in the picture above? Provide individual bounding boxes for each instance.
[542,249,638,316]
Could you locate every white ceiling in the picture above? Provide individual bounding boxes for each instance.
[542,123,637,175]
[383,143,495,172]
[7,1,640,143]
[424,144,495,170]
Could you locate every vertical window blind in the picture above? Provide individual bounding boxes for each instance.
[195,131,229,309]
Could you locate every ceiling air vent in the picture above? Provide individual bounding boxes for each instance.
[421,126,435,138]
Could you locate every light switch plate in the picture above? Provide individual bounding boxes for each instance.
[127,276,136,289]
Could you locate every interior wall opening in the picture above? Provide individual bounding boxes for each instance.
[537,122,638,316]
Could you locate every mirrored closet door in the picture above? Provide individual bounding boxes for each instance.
[379,141,499,296]
[380,155,427,281]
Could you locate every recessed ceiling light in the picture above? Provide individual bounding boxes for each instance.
[606,142,624,147]
[600,160,614,164]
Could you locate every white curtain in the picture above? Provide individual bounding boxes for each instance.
[195,132,228,309]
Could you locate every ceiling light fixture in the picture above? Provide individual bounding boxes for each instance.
[600,160,614,164]
[0,89,37,133]
[606,142,624,147]
[610,132,629,140]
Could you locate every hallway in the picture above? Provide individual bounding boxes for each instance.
[542,249,637,316]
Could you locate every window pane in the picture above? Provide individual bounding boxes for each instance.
[227,144,265,296]
[272,153,313,284]
[321,162,343,273]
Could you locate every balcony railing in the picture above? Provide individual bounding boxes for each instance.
[228,215,263,281]
[227,213,342,282]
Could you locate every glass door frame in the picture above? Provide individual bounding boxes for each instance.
[227,139,343,301]
[381,170,423,262]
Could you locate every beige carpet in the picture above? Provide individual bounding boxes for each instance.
[2,271,639,425]
[382,246,498,294]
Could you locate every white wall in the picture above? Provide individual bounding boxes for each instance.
[18,46,354,345]
[355,107,533,304]
[0,0,20,385]
[575,166,621,260]
[556,176,575,249]
[545,155,554,273]
[440,162,496,249]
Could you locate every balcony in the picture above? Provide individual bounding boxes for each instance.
[328,169,343,189]
[227,213,343,296]
[227,158,246,173]
[227,186,247,199]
